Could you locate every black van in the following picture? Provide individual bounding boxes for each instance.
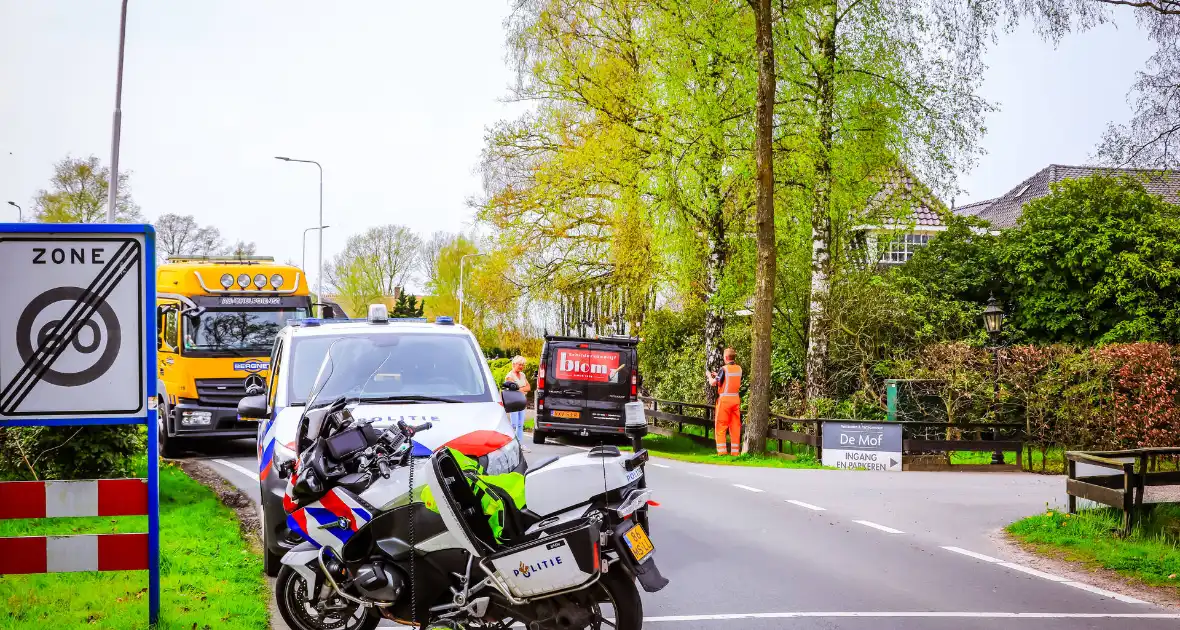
[533,335,640,444]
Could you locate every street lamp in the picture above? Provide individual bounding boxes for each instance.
[275,157,323,304]
[106,0,130,223]
[301,225,329,275]
[459,252,487,327]
[983,294,1005,465]
[6,201,21,222]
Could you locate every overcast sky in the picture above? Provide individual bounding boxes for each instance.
[0,1,1157,290]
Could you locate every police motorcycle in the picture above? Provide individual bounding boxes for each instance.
[274,338,667,630]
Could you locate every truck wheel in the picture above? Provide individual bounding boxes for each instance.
[158,408,186,459]
[532,430,548,445]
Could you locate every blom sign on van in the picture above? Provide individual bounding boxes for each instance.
[555,349,622,383]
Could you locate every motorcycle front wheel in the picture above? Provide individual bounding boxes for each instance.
[276,565,382,630]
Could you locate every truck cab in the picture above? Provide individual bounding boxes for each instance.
[156,256,312,457]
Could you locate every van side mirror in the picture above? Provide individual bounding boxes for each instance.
[502,390,527,413]
[238,394,268,419]
[323,305,335,319]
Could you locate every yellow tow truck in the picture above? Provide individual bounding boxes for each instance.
[155,256,312,456]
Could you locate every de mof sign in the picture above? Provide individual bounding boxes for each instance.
[822,421,902,472]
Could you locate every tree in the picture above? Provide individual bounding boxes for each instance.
[391,288,426,318]
[325,225,422,297]
[33,155,144,223]
[229,240,258,257]
[774,0,991,406]
[1001,174,1180,344]
[745,0,778,453]
[421,230,453,286]
[154,213,226,262]
[998,1,1180,168]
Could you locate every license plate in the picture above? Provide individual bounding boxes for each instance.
[552,410,580,419]
[623,524,654,563]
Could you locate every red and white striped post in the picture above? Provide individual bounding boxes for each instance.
[0,479,150,574]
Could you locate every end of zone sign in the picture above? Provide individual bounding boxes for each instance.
[0,231,147,419]
[822,421,902,472]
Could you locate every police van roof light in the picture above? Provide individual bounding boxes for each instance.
[368,304,389,324]
[436,316,454,325]
[288,318,321,327]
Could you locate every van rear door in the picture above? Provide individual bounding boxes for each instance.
[542,341,587,425]
[560,341,632,431]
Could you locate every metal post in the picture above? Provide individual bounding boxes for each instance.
[145,225,159,625]
[317,165,323,306]
[302,225,327,276]
[107,0,129,223]
[275,157,323,303]
[991,337,1004,465]
[885,379,898,422]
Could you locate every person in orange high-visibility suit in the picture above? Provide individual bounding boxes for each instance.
[708,348,742,456]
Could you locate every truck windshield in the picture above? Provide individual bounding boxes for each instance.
[184,307,309,355]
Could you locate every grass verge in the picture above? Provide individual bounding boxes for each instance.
[619,433,824,469]
[0,460,268,629]
[949,447,1066,473]
[1007,505,1180,592]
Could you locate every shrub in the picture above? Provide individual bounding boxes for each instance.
[0,426,145,481]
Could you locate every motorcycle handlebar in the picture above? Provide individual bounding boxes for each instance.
[397,420,433,437]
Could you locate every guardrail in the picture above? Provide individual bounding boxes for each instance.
[642,397,1024,467]
[1066,448,1180,536]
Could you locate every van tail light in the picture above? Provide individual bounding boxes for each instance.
[537,364,546,393]
[631,371,638,399]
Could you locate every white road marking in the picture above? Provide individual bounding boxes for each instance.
[732,484,764,493]
[1063,581,1149,604]
[997,562,1067,582]
[640,612,1180,621]
[852,520,904,534]
[786,500,826,511]
[649,463,671,469]
[942,546,1004,563]
[688,472,714,479]
[212,458,259,481]
[942,545,1149,605]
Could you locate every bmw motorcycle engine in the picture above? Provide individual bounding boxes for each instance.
[352,561,405,602]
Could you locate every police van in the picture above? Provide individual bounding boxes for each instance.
[239,305,524,576]
[532,335,641,444]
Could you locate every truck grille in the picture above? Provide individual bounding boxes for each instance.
[194,378,248,407]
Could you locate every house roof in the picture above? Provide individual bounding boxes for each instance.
[866,166,949,228]
[952,198,995,218]
[953,165,1180,229]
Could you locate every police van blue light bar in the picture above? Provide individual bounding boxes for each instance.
[287,318,321,327]
[435,316,454,325]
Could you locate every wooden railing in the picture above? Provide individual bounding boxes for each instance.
[642,397,1024,466]
[1066,448,1180,536]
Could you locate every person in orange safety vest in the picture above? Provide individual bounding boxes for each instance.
[708,348,742,456]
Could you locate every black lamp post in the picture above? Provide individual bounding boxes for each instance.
[983,295,1005,465]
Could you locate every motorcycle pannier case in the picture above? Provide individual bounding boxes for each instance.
[488,521,601,599]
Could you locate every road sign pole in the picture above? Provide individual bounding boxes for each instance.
[145,231,159,624]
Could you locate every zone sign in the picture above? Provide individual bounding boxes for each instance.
[0,234,148,419]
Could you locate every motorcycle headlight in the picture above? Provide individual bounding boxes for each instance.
[273,441,297,469]
[481,439,522,475]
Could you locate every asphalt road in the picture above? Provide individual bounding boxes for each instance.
[193,438,1180,629]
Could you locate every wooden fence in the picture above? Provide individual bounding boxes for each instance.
[1066,448,1180,535]
[642,397,1024,468]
